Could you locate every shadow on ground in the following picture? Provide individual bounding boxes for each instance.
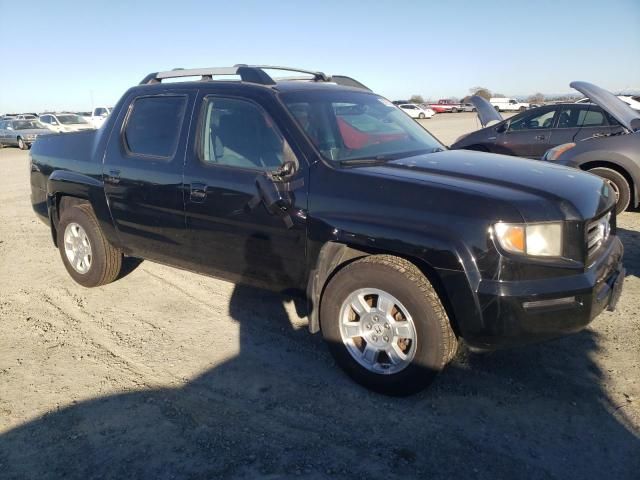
[1,236,639,480]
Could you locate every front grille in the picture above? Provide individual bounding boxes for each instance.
[586,211,612,260]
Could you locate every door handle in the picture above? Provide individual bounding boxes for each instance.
[105,169,121,184]
[535,135,545,140]
[190,182,207,202]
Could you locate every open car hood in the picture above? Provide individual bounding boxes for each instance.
[571,81,640,132]
[469,95,503,127]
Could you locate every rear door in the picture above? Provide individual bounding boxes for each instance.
[102,89,197,265]
[548,104,623,146]
[496,106,557,158]
[182,89,308,290]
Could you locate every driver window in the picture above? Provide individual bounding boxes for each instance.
[509,109,556,131]
[201,97,289,171]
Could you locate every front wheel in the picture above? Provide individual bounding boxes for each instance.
[17,137,28,150]
[321,255,457,396]
[57,204,123,287]
[451,107,458,113]
[418,113,425,119]
[588,167,631,214]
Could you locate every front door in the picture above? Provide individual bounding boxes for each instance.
[102,90,196,265]
[183,93,308,291]
[497,107,557,158]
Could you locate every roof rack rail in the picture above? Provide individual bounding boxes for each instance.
[139,65,371,91]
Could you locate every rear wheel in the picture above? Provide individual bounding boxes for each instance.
[17,137,28,150]
[519,106,527,112]
[588,167,631,214]
[451,107,458,113]
[418,113,425,119]
[321,255,457,396]
[57,204,123,287]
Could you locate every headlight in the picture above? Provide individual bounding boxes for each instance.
[543,143,575,161]
[493,222,563,257]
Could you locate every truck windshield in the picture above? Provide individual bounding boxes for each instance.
[57,114,88,125]
[282,90,443,162]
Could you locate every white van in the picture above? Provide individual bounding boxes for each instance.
[490,98,530,112]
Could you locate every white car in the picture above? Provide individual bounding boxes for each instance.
[490,97,530,112]
[38,113,95,132]
[16,114,38,120]
[399,104,435,119]
[576,95,640,112]
[88,106,113,128]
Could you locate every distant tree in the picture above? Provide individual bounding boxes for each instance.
[409,95,425,104]
[527,92,545,103]
[469,86,491,100]
[492,93,506,98]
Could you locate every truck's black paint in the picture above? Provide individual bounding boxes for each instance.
[30,79,624,349]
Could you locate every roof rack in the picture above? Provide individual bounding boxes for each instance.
[138,65,371,91]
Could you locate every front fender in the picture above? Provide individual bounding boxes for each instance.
[305,218,484,337]
[569,149,640,208]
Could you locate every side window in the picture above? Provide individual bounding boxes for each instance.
[200,97,288,171]
[40,115,49,124]
[577,107,606,127]
[509,109,556,131]
[95,108,106,116]
[123,95,187,158]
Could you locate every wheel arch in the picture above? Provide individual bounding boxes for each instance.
[306,241,473,339]
[45,170,117,247]
[580,160,638,208]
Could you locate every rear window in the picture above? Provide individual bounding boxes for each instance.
[123,95,187,158]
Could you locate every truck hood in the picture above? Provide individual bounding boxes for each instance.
[571,81,640,132]
[354,150,612,221]
[468,95,503,127]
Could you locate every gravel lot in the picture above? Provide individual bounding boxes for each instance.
[0,115,638,479]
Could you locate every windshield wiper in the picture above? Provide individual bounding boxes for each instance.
[339,147,445,166]
[339,156,391,166]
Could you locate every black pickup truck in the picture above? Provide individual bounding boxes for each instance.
[30,65,625,395]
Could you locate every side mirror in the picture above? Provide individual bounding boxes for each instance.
[496,122,509,133]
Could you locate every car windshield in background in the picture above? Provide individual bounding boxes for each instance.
[14,120,46,130]
[282,90,443,162]
[57,115,88,125]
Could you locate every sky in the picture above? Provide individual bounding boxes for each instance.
[1,0,639,112]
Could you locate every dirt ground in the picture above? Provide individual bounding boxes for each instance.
[0,115,639,479]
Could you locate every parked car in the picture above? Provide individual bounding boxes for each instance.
[87,106,113,128]
[544,81,640,214]
[30,65,624,396]
[577,95,640,112]
[490,97,530,112]
[461,103,476,112]
[398,103,435,119]
[429,99,463,113]
[0,119,52,150]
[38,113,95,132]
[451,98,623,159]
[16,113,39,120]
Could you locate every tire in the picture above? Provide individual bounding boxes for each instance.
[519,106,526,112]
[451,107,458,113]
[588,167,631,214]
[418,113,425,119]
[494,106,500,112]
[320,255,457,396]
[57,203,122,287]
[17,137,28,150]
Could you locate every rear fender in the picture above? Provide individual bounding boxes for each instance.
[46,170,120,247]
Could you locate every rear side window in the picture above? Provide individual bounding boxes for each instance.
[123,95,187,158]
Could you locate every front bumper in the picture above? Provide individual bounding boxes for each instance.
[464,236,624,349]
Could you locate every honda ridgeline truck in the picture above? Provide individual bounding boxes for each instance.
[30,65,625,395]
